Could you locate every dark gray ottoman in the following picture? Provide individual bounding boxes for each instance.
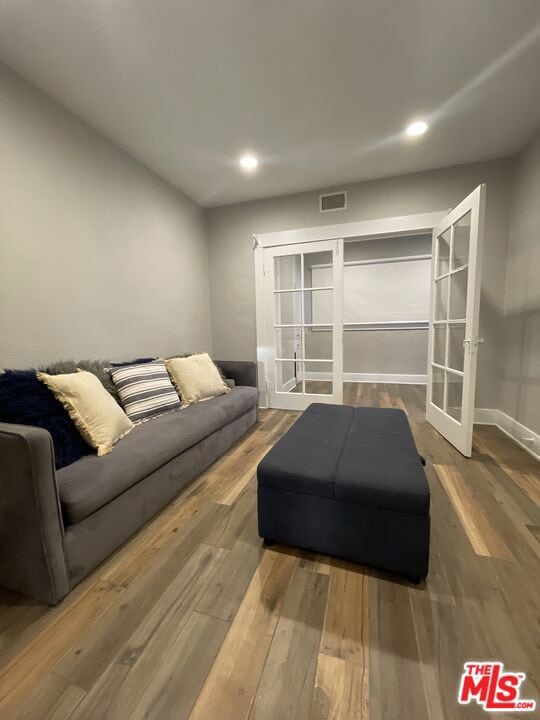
[257,403,430,582]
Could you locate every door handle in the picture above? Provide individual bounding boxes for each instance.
[462,336,485,349]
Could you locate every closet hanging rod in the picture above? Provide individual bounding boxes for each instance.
[310,321,429,332]
[310,253,431,270]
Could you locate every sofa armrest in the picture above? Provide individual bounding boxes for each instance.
[0,423,70,604]
[215,360,258,388]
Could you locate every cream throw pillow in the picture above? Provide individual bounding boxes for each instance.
[37,370,133,456]
[166,353,230,407]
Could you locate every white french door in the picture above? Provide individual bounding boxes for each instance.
[426,184,486,456]
[264,239,343,410]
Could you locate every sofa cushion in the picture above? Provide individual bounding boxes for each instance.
[109,361,180,423]
[37,370,134,456]
[0,369,92,470]
[166,353,230,407]
[58,386,258,525]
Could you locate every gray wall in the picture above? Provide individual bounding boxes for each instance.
[0,62,211,368]
[501,130,540,433]
[207,159,513,408]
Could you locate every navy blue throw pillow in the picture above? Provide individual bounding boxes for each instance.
[0,370,92,470]
[109,357,156,367]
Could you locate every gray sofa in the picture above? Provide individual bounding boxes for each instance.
[0,361,258,605]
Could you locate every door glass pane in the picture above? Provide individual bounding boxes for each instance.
[275,291,302,325]
[431,365,445,409]
[269,243,341,404]
[275,360,300,393]
[304,328,332,360]
[303,251,333,288]
[304,361,333,395]
[437,229,451,276]
[276,327,302,360]
[433,325,446,366]
[448,324,466,372]
[446,371,463,422]
[452,211,471,270]
[306,288,332,325]
[434,276,449,320]
[274,255,301,290]
[449,267,468,320]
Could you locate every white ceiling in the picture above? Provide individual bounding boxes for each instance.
[1,1,539,207]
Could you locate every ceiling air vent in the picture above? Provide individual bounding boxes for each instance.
[319,190,347,213]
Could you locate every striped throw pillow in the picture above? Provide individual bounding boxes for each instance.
[109,361,180,423]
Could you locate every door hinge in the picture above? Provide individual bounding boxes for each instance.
[263,261,270,276]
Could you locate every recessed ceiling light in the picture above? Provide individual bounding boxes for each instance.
[405,120,428,138]
[239,154,258,171]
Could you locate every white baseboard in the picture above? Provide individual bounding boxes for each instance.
[304,371,427,384]
[344,372,427,384]
[474,408,539,461]
[280,376,297,392]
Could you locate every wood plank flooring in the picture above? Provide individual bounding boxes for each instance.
[0,383,538,719]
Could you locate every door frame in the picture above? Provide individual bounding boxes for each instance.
[254,211,446,408]
[263,238,344,411]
